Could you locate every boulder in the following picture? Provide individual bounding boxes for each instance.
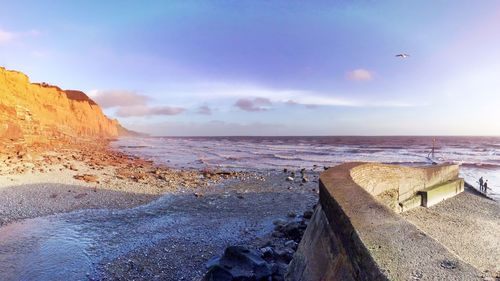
[203,246,272,281]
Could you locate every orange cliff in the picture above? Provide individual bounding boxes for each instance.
[0,66,133,147]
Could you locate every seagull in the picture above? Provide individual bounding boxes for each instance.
[396,53,410,58]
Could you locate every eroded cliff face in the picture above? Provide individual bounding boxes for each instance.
[0,67,129,145]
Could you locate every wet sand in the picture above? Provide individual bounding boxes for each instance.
[96,173,319,280]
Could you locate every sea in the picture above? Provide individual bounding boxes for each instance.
[113,136,500,201]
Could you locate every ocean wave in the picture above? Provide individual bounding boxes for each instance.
[118,145,152,149]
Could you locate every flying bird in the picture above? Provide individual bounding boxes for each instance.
[396,53,410,58]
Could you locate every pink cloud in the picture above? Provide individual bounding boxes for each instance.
[115,105,185,117]
[235,98,272,112]
[89,90,150,108]
[346,68,374,81]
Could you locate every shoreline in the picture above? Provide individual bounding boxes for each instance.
[0,141,255,227]
[0,141,320,280]
[0,140,498,280]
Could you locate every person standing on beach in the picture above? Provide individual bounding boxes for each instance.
[479,177,484,192]
[483,180,488,194]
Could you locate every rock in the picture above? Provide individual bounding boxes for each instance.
[203,246,272,281]
[203,265,233,281]
[273,219,286,226]
[273,248,294,263]
[283,221,307,241]
[287,211,296,218]
[272,231,285,238]
[284,240,298,250]
[301,177,308,183]
[260,247,274,259]
[303,210,313,219]
[73,174,99,183]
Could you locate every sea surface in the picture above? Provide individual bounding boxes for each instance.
[113,136,500,200]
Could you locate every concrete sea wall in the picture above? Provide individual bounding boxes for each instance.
[286,162,480,281]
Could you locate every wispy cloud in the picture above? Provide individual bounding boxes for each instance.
[0,28,41,44]
[0,29,15,44]
[88,90,151,108]
[197,105,212,115]
[346,68,374,82]
[234,97,272,112]
[115,105,185,117]
[124,120,290,136]
[89,89,185,118]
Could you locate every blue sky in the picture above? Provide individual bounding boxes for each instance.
[1,1,499,136]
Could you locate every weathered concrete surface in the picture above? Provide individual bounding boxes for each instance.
[286,205,356,281]
[287,163,483,281]
[350,163,459,202]
[404,188,500,279]
[399,194,422,212]
[420,178,464,207]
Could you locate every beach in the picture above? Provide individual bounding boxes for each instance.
[0,140,255,226]
[0,140,319,280]
[0,137,498,280]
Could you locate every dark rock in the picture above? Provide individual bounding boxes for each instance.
[283,221,307,241]
[260,247,274,259]
[272,219,286,226]
[203,246,272,281]
[273,248,294,263]
[284,240,298,251]
[303,210,313,219]
[272,231,285,238]
[274,224,284,232]
[203,265,233,281]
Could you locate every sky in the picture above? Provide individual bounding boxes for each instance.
[1,0,499,136]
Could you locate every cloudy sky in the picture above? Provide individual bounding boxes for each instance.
[1,1,499,136]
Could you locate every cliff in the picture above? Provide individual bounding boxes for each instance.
[0,67,132,144]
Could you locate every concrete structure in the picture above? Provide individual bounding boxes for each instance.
[350,163,464,212]
[286,162,481,281]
